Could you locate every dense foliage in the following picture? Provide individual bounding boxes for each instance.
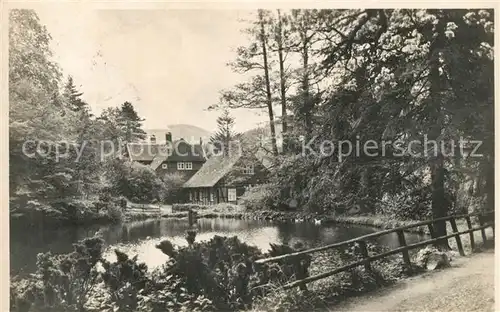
[12,232,405,312]
[220,9,493,233]
[8,9,173,224]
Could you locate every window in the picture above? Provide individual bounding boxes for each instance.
[177,162,193,170]
[242,164,254,175]
[161,163,168,169]
[228,188,237,202]
[210,192,214,202]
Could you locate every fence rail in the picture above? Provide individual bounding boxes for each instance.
[254,210,495,290]
[126,202,161,214]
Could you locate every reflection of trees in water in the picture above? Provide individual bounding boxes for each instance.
[275,222,324,249]
[276,223,293,245]
[10,222,102,276]
[197,219,267,233]
[11,218,429,277]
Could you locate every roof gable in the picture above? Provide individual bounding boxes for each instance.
[183,153,241,188]
[183,151,266,188]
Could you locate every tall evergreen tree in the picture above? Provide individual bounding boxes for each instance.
[119,101,147,142]
[63,76,87,112]
[210,109,240,156]
[213,10,279,156]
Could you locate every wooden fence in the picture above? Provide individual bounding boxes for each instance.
[254,210,495,290]
[126,202,161,215]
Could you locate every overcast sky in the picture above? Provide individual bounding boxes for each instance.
[35,7,270,133]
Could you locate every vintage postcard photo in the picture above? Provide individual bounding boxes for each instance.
[6,3,496,312]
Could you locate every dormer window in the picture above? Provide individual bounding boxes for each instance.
[243,164,254,175]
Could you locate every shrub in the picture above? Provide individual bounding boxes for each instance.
[101,202,124,223]
[376,191,432,221]
[239,184,279,210]
[106,161,167,204]
[100,251,149,312]
[162,172,187,204]
[10,236,104,312]
[11,234,408,312]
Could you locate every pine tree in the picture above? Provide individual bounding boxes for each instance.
[119,101,147,142]
[213,10,279,156]
[63,76,88,112]
[210,109,240,156]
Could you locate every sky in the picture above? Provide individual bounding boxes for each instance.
[35,6,270,133]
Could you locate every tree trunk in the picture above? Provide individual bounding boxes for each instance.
[277,9,288,154]
[259,10,279,156]
[301,36,312,139]
[428,16,449,250]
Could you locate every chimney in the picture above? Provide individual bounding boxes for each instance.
[150,135,156,144]
[165,132,172,143]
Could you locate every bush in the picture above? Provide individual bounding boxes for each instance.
[100,202,124,223]
[11,234,409,312]
[376,191,432,221]
[162,173,187,204]
[11,236,104,312]
[239,184,279,210]
[105,161,168,204]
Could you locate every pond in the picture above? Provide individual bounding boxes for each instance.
[10,217,428,277]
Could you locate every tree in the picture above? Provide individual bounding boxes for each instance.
[105,161,167,203]
[269,10,294,154]
[9,9,61,94]
[119,101,147,142]
[63,76,88,113]
[9,9,75,203]
[258,10,279,156]
[96,101,147,153]
[261,9,493,230]
[210,109,241,156]
[289,9,322,140]
[214,10,279,156]
[8,9,152,222]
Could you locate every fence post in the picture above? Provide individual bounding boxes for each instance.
[427,223,436,237]
[487,211,495,239]
[449,218,465,256]
[465,216,475,252]
[188,210,195,226]
[358,240,371,272]
[478,215,488,244]
[396,229,412,274]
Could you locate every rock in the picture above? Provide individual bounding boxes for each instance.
[425,253,450,270]
[414,246,451,271]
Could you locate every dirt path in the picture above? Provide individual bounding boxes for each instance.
[333,249,495,312]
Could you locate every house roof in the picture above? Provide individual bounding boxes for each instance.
[183,153,242,188]
[126,139,205,163]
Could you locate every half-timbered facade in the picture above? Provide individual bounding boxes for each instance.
[182,152,267,205]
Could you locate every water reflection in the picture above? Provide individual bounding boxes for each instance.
[10,218,427,277]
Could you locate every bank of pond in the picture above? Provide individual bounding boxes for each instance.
[10,216,438,312]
